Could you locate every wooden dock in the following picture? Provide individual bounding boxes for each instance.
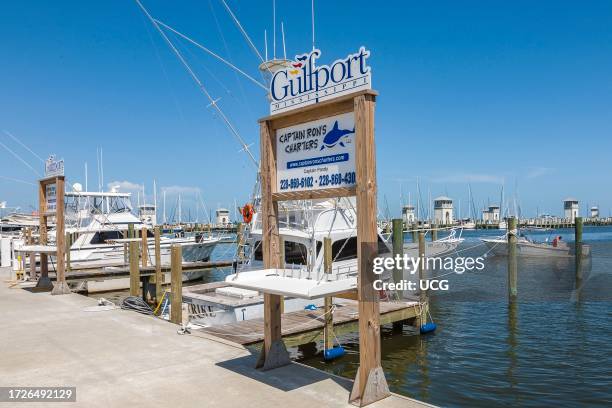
[196,300,420,347]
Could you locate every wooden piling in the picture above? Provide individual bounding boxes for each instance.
[65,232,71,272]
[129,241,140,297]
[575,217,583,280]
[411,223,418,243]
[141,227,148,267]
[29,252,36,280]
[323,237,334,351]
[236,222,245,262]
[154,226,162,301]
[391,218,403,299]
[418,230,427,305]
[392,219,404,330]
[507,217,518,300]
[431,224,438,241]
[170,244,182,325]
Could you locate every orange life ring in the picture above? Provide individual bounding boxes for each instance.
[242,204,255,223]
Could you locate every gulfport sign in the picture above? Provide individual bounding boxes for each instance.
[269,47,371,114]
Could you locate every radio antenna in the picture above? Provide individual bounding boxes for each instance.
[272,0,276,59]
[264,29,268,61]
[311,0,316,50]
[281,22,287,59]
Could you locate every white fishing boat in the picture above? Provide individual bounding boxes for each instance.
[458,219,476,230]
[183,198,464,327]
[56,187,220,292]
[481,235,571,257]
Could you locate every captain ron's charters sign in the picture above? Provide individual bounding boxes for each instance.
[276,112,356,193]
[269,47,371,114]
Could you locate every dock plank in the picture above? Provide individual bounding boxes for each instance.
[197,300,418,346]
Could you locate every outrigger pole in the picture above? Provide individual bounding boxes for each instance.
[134,0,259,169]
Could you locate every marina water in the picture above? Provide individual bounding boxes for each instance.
[90,228,612,406]
[297,227,612,407]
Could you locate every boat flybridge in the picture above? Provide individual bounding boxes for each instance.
[183,198,464,327]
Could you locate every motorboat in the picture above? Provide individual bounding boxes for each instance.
[481,234,578,257]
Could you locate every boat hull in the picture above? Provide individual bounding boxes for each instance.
[481,239,570,257]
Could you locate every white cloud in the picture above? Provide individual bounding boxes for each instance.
[106,180,143,192]
[429,173,505,184]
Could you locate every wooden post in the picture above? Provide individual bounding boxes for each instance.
[417,231,427,325]
[35,179,52,290]
[51,176,70,295]
[129,241,140,297]
[391,219,404,330]
[236,222,245,262]
[256,118,290,371]
[128,223,134,239]
[431,223,438,241]
[141,226,148,267]
[29,252,36,281]
[411,223,418,243]
[279,235,285,314]
[65,232,71,272]
[350,93,390,406]
[154,226,162,301]
[123,243,128,266]
[170,244,182,324]
[323,237,334,351]
[508,217,518,300]
[391,218,403,300]
[575,216,583,281]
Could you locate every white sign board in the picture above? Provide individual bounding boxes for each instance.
[45,155,64,177]
[46,184,57,212]
[276,112,356,193]
[269,47,371,115]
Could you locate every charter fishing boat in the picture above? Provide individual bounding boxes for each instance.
[55,186,220,292]
[183,197,464,327]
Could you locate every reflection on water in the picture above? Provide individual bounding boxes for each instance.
[297,227,612,407]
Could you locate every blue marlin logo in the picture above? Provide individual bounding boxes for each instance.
[320,121,354,150]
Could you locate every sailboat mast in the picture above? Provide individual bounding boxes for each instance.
[178,194,182,224]
[163,190,167,224]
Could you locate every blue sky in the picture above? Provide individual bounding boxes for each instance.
[1,1,611,221]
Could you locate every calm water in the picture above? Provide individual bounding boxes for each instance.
[296,226,612,407]
[92,229,612,406]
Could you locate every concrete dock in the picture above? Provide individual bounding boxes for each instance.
[0,267,431,407]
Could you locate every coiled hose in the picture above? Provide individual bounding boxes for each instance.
[120,296,154,315]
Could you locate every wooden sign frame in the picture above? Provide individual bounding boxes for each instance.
[258,89,390,406]
[37,175,70,295]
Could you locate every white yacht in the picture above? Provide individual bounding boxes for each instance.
[56,186,220,292]
[183,198,464,327]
